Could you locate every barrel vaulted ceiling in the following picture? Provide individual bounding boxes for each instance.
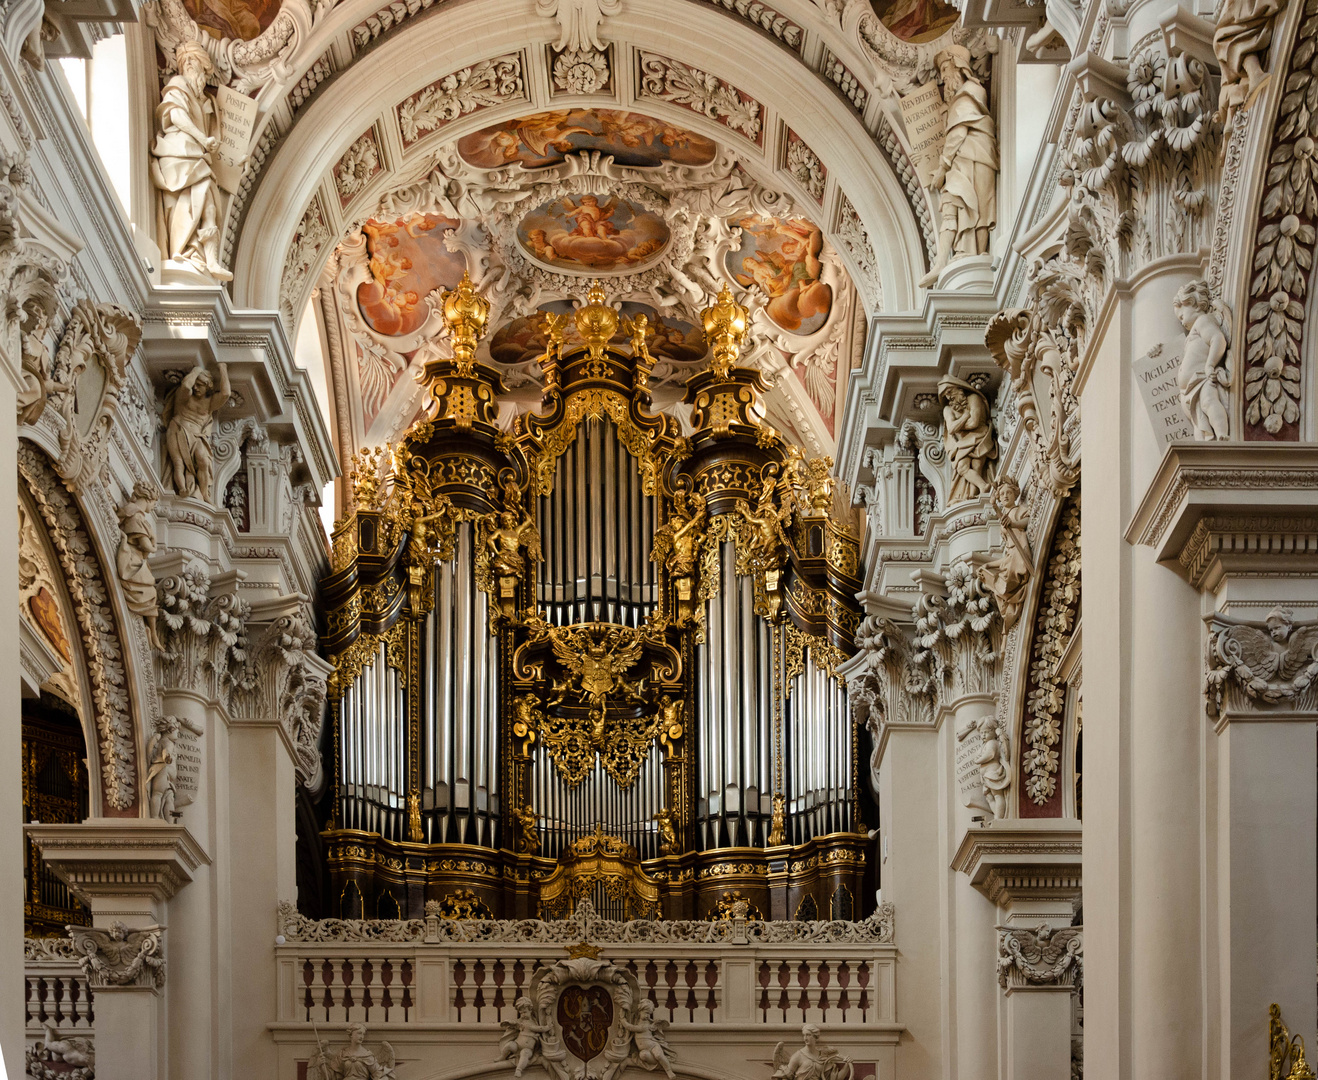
[147,0,992,464]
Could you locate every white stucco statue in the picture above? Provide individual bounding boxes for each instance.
[1173,279,1231,441]
[938,375,997,503]
[957,713,1011,820]
[150,41,233,282]
[919,44,999,288]
[977,475,1032,630]
[116,482,164,650]
[308,1022,396,1080]
[162,362,231,502]
[146,714,204,820]
[1214,0,1283,129]
[773,1025,853,1080]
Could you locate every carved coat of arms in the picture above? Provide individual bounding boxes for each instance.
[497,953,675,1080]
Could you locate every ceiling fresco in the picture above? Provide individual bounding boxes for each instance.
[726,216,832,336]
[517,195,670,273]
[183,0,281,40]
[357,213,465,336]
[319,108,864,456]
[870,0,961,44]
[457,110,719,170]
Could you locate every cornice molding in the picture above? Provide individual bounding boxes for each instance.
[952,820,1082,907]
[26,819,210,905]
[1126,445,1318,590]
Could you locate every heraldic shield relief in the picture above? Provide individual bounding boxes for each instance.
[498,950,676,1080]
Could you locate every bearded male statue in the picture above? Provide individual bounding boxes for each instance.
[919,44,999,288]
[150,41,233,282]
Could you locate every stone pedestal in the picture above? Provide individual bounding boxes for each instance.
[26,819,209,1080]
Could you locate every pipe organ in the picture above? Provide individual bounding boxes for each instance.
[322,278,868,921]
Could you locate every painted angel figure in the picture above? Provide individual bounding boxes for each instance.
[562,194,619,239]
[308,1023,395,1080]
[772,1025,853,1080]
[1173,279,1232,441]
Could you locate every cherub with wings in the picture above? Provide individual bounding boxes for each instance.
[1208,606,1318,714]
[481,482,541,579]
[499,996,566,1079]
[735,471,791,574]
[562,194,619,239]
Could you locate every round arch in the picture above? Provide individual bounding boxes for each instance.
[229,0,927,329]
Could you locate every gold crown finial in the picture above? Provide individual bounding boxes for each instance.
[702,282,748,379]
[575,279,619,360]
[441,272,490,375]
[566,940,602,960]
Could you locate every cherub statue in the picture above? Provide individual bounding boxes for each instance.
[1207,606,1318,714]
[162,362,231,503]
[977,476,1032,631]
[116,482,164,649]
[38,1020,94,1069]
[482,482,541,579]
[499,996,561,1079]
[937,375,996,503]
[513,804,540,855]
[772,1025,853,1080]
[1173,279,1231,441]
[623,999,675,1078]
[146,714,205,821]
[956,713,1011,819]
[653,487,707,578]
[308,1022,395,1080]
[653,806,679,855]
[735,472,791,573]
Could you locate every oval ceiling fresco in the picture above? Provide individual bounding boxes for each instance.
[457,109,719,170]
[518,195,670,274]
[725,216,832,336]
[184,0,281,40]
[490,302,706,368]
[355,213,464,336]
[871,0,960,43]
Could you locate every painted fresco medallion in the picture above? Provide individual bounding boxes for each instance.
[355,213,464,337]
[517,195,670,274]
[871,0,960,43]
[725,216,833,336]
[489,303,705,367]
[184,0,281,40]
[557,985,614,1062]
[29,587,71,662]
[457,108,718,170]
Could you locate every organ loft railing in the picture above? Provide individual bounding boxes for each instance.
[320,276,868,922]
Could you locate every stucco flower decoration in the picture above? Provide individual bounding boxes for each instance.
[554,48,609,94]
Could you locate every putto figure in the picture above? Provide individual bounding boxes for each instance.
[919,44,999,287]
[938,375,996,503]
[150,41,232,282]
[499,996,570,1080]
[162,362,231,503]
[1173,279,1232,441]
[977,476,1032,630]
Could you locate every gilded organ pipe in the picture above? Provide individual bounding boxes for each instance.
[319,278,867,920]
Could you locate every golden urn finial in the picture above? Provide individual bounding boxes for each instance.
[702,282,748,379]
[575,279,619,360]
[441,272,490,375]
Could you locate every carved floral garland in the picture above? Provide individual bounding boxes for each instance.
[1243,1,1318,438]
[19,444,137,809]
[1019,493,1080,809]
